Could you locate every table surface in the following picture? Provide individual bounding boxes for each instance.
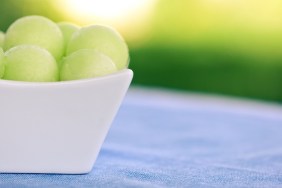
[1,87,282,187]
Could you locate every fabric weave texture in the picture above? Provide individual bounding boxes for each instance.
[1,88,282,187]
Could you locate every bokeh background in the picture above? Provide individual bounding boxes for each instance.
[0,0,281,102]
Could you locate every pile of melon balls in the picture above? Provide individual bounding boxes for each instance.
[0,15,129,82]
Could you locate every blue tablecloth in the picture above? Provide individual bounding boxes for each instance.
[1,88,282,187]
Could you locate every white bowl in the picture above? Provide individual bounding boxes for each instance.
[0,69,133,174]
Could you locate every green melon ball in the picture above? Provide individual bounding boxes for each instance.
[4,15,64,61]
[0,48,5,78]
[57,22,80,55]
[60,49,117,81]
[0,31,5,48]
[66,25,129,70]
[3,45,58,82]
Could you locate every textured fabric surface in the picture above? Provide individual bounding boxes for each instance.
[1,88,282,187]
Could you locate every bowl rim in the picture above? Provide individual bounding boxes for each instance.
[0,69,133,87]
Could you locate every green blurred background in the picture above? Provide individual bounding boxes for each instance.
[0,0,281,102]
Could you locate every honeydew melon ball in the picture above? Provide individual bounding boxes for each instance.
[0,48,5,78]
[4,15,64,61]
[3,45,58,82]
[67,25,129,70]
[57,22,80,55]
[0,31,5,48]
[60,49,117,81]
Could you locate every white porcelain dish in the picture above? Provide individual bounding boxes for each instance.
[0,69,133,174]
